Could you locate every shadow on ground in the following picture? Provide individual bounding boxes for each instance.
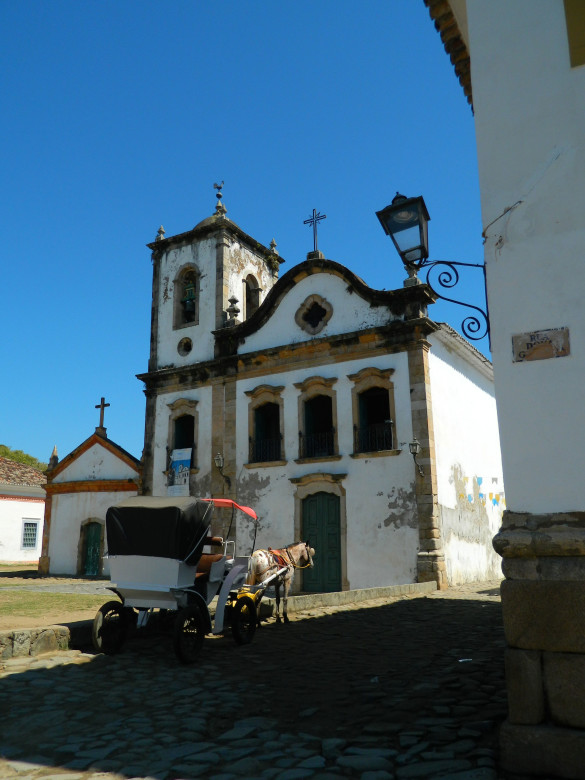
[0,595,508,779]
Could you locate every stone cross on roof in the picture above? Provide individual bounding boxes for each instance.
[95,397,110,436]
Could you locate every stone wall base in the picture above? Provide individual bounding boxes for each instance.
[0,626,70,660]
[500,721,585,779]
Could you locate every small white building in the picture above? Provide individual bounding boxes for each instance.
[0,458,46,563]
[39,427,141,576]
[139,195,505,591]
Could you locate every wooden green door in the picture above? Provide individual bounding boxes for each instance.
[84,522,102,577]
[302,492,341,592]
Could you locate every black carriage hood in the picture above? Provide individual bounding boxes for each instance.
[106,497,213,565]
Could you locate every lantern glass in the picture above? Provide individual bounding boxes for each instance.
[376,194,430,266]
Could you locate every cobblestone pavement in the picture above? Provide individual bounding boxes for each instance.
[0,582,507,780]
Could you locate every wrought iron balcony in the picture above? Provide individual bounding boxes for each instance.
[298,430,335,459]
[353,421,394,454]
[249,436,282,463]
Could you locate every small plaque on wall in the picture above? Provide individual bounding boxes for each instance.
[512,327,570,362]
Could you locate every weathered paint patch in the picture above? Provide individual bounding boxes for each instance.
[382,484,417,529]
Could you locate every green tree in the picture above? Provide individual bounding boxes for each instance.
[0,444,48,472]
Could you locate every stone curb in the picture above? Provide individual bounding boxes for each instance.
[0,580,436,660]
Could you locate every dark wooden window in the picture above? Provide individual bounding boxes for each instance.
[354,387,393,453]
[250,402,281,462]
[300,395,335,458]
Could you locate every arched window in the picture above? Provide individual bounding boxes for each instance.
[166,399,198,477]
[245,385,285,465]
[348,367,396,455]
[174,266,200,329]
[294,376,339,461]
[243,274,261,320]
[174,414,195,450]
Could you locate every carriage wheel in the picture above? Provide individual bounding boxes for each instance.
[173,604,206,664]
[231,596,257,645]
[92,600,128,655]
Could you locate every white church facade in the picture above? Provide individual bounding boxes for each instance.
[138,193,505,592]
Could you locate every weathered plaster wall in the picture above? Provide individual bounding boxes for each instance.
[234,351,419,589]
[156,239,217,368]
[242,273,397,354]
[0,497,44,562]
[469,0,585,513]
[47,490,138,575]
[52,445,138,484]
[428,330,504,583]
[151,386,213,497]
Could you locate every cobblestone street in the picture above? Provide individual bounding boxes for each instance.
[0,582,507,779]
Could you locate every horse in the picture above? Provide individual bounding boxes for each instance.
[247,541,315,623]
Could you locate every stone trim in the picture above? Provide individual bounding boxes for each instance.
[290,471,349,592]
[138,319,440,393]
[294,294,333,335]
[407,339,447,590]
[349,449,401,460]
[244,460,287,469]
[43,481,139,495]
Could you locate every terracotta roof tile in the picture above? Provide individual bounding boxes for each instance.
[0,457,46,488]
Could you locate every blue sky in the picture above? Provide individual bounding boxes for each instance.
[2,1,484,465]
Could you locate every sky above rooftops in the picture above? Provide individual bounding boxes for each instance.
[2,0,483,463]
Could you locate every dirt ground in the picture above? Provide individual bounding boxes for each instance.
[0,565,108,630]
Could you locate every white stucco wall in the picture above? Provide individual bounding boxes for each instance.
[242,273,397,355]
[233,351,420,590]
[48,491,138,575]
[0,496,44,562]
[53,444,139,483]
[429,329,504,584]
[468,0,585,513]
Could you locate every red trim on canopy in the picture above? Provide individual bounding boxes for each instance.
[200,498,257,520]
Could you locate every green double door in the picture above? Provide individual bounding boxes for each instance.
[301,492,341,593]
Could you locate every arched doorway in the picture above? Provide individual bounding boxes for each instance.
[83,521,102,576]
[302,492,341,593]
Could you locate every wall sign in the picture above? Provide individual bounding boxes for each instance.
[512,327,570,362]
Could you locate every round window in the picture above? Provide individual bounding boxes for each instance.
[177,337,193,356]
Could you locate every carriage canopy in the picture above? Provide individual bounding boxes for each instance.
[106,497,213,565]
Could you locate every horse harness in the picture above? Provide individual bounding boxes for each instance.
[254,544,312,579]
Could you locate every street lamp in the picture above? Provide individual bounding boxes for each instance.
[214,452,231,488]
[409,438,424,477]
[376,192,490,344]
[376,193,430,274]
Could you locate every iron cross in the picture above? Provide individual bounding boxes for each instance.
[95,397,110,428]
[303,208,327,253]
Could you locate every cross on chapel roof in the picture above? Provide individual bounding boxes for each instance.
[95,396,110,437]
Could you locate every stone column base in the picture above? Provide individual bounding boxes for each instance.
[417,550,448,590]
[500,721,585,779]
[495,510,585,777]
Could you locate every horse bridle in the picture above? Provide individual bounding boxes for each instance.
[285,542,313,570]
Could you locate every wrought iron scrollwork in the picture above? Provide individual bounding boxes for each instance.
[418,260,490,344]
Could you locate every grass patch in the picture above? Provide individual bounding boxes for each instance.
[0,591,106,619]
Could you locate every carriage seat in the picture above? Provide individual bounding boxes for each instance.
[195,553,225,584]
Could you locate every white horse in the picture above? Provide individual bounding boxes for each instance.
[247,541,315,623]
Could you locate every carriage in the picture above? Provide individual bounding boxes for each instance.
[91,496,287,663]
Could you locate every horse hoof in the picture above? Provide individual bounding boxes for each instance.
[284,616,290,624]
